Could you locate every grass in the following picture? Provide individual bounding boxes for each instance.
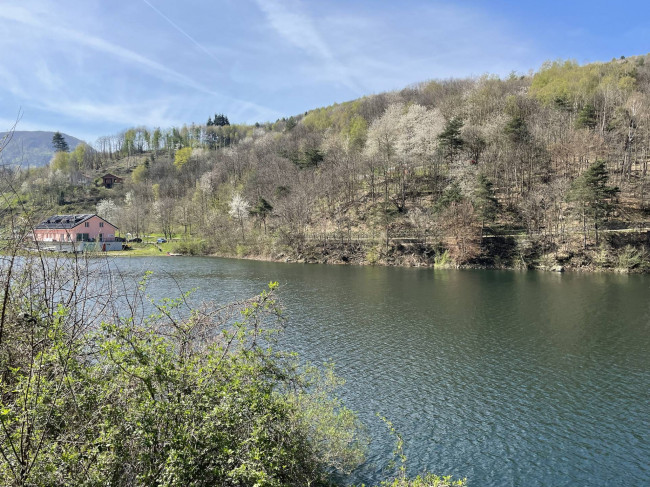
[108,239,174,257]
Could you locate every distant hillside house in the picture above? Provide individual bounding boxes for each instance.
[34,214,118,243]
[102,173,123,188]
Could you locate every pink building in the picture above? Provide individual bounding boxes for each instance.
[34,214,118,243]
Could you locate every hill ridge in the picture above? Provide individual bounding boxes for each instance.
[0,130,84,167]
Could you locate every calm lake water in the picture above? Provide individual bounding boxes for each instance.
[110,256,649,487]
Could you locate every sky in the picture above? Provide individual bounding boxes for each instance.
[1,0,649,143]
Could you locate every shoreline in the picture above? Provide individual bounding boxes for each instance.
[20,240,648,273]
[204,249,647,274]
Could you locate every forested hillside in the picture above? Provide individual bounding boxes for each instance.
[7,56,650,271]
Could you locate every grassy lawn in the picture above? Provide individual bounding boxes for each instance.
[109,240,174,257]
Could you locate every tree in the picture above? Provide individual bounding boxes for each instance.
[463,125,487,164]
[131,164,148,184]
[50,151,70,173]
[153,198,176,239]
[51,131,69,152]
[473,174,499,233]
[298,148,324,169]
[438,117,464,164]
[151,127,162,153]
[174,147,193,169]
[96,198,119,225]
[213,113,230,126]
[395,104,444,207]
[68,142,94,172]
[433,181,463,214]
[365,104,402,231]
[504,115,529,144]
[438,200,481,265]
[250,197,273,234]
[229,192,250,242]
[576,104,598,129]
[121,191,148,237]
[285,116,297,131]
[568,160,619,247]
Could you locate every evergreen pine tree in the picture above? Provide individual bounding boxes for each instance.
[250,197,273,234]
[576,104,597,129]
[504,115,529,144]
[438,117,464,164]
[52,131,69,152]
[212,113,230,126]
[568,160,619,247]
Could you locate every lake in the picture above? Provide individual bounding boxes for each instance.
[109,256,650,487]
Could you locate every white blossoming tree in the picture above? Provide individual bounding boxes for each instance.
[228,192,250,242]
[96,198,119,225]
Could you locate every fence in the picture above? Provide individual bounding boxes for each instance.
[301,223,650,245]
[37,241,124,252]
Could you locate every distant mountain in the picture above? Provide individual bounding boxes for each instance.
[0,131,84,167]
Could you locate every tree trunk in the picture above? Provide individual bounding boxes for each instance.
[583,208,587,249]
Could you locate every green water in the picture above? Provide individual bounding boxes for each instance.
[112,257,650,486]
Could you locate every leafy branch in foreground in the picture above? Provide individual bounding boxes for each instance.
[365,416,466,487]
[0,259,367,486]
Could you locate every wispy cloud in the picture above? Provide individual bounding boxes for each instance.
[140,0,225,68]
[254,0,333,60]
[1,6,219,97]
[0,65,28,99]
[39,98,178,128]
[312,3,537,90]
[0,2,282,138]
[253,0,364,94]
[34,92,280,132]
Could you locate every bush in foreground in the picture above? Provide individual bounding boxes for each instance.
[0,249,366,486]
[0,251,465,486]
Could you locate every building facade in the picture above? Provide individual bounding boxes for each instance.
[34,214,118,246]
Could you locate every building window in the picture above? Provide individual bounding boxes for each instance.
[84,222,90,228]
[99,222,104,227]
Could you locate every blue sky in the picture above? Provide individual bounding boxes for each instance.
[1,0,648,143]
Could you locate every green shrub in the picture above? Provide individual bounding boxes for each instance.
[366,246,380,265]
[616,245,647,271]
[379,474,467,487]
[173,239,209,255]
[236,243,248,257]
[0,259,367,486]
[434,250,452,268]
